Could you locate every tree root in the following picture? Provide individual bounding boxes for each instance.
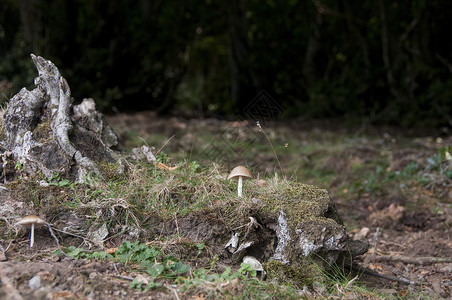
[349,263,418,285]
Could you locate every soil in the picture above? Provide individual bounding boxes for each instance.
[1,111,451,299]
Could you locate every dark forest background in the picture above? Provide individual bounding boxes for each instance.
[1,0,451,127]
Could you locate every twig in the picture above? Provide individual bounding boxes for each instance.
[112,263,122,275]
[0,243,7,261]
[174,212,180,236]
[46,223,73,260]
[155,135,175,156]
[164,284,180,300]
[115,274,134,281]
[371,255,452,265]
[371,227,380,257]
[344,275,359,289]
[50,227,99,245]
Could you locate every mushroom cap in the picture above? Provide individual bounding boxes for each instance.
[243,256,264,272]
[228,166,253,180]
[16,215,46,228]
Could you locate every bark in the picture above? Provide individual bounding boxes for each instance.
[1,54,121,182]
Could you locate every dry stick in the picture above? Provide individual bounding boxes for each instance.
[165,284,181,300]
[155,135,175,156]
[111,263,135,280]
[0,243,7,261]
[50,227,99,245]
[371,227,380,257]
[371,255,452,265]
[46,223,73,260]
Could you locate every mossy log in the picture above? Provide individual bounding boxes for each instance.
[0,54,121,182]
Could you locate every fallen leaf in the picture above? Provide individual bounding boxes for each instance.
[105,247,118,254]
[368,264,383,270]
[156,162,178,171]
[354,227,370,240]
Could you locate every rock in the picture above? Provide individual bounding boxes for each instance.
[0,54,121,182]
[354,227,370,240]
[28,275,41,290]
[130,145,156,163]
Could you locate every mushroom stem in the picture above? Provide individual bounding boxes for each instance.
[30,223,35,248]
[237,176,243,197]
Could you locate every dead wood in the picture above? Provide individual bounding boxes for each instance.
[372,255,452,265]
[1,54,122,182]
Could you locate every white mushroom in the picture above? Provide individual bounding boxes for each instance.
[243,256,266,279]
[16,215,46,248]
[228,166,253,197]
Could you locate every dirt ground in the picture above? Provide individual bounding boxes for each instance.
[1,111,451,299]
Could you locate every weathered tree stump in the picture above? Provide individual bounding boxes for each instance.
[0,54,121,182]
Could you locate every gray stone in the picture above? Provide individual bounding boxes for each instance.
[28,275,41,290]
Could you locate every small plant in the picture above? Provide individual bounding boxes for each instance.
[62,241,190,291]
[48,172,74,188]
[237,262,257,277]
[196,242,204,256]
[156,151,169,164]
[15,161,24,172]
[188,160,201,173]
[63,246,112,260]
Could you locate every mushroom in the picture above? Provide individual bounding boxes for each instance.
[228,166,253,197]
[16,215,46,248]
[243,256,266,279]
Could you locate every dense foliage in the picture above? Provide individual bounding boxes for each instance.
[1,0,451,127]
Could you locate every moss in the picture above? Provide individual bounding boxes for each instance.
[265,259,321,288]
[251,179,338,231]
[0,121,5,140]
[32,119,52,143]
[98,161,128,182]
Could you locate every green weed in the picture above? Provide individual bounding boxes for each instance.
[61,241,191,291]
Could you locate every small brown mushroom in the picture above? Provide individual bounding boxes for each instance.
[16,215,46,248]
[228,166,253,197]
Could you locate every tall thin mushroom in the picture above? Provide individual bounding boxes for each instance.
[228,166,253,197]
[16,215,46,248]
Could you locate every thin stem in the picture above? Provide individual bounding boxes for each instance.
[257,122,285,178]
[30,223,35,248]
[238,176,243,197]
[46,223,73,260]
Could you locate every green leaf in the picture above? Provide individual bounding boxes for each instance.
[66,246,83,258]
[221,267,231,279]
[92,251,107,260]
[129,278,144,291]
[147,264,164,278]
[171,261,190,274]
[144,280,162,291]
[205,273,219,282]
